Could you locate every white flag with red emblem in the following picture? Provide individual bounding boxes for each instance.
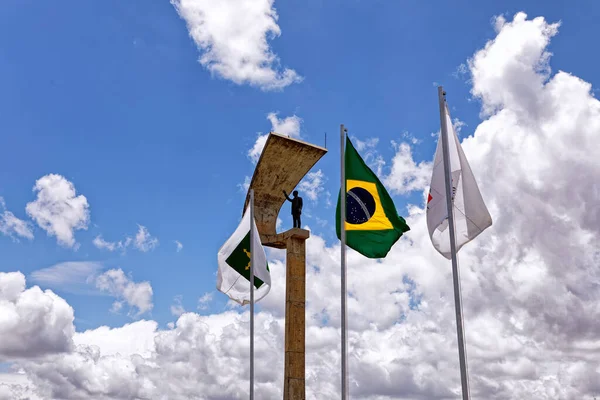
[426,104,492,259]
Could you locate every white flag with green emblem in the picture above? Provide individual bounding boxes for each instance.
[217,205,271,305]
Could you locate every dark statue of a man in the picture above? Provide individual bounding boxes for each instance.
[283,190,303,228]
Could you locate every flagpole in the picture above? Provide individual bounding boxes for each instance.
[340,124,349,400]
[438,86,471,400]
[249,189,255,400]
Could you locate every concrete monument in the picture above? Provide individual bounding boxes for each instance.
[243,132,327,400]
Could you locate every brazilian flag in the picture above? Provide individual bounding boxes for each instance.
[336,136,410,258]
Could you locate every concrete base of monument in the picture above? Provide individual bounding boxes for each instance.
[263,228,309,400]
[261,227,310,249]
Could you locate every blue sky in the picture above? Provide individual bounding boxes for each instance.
[1,0,599,334]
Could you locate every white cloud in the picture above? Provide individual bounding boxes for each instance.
[17,312,284,399]
[401,130,422,145]
[19,345,156,399]
[316,217,328,227]
[92,235,116,251]
[351,136,386,176]
[174,240,183,252]
[353,137,379,152]
[29,262,103,295]
[297,170,326,202]
[92,235,131,252]
[0,197,34,241]
[452,117,466,136]
[170,295,185,317]
[94,225,158,253]
[95,269,153,317]
[74,320,158,359]
[110,300,123,314]
[0,372,40,400]
[239,176,252,194]
[0,272,74,360]
[197,292,214,311]
[3,11,600,400]
[25,174,90,249]
[248,135,269,164]
[453,62,469,79]
[431,119,466,140]
[468,12,560,118]
[266,112,302,137]
[171,0,301,91]
[133,225,158,252]
[383,141,432,195]
[248,113,303,164]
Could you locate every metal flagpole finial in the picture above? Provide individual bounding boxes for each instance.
[438,85,446,97]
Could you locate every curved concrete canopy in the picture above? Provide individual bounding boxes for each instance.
[243,132,327,248]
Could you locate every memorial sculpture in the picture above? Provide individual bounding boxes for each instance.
[242,132,327,400]
[283,190,303,228]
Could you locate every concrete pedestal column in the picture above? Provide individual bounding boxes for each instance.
[282,228,309,400]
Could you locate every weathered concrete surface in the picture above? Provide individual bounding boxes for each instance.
[243,132,325,400]
[283,228,309,400]
[254,228,309,400]
[243,132,327,247]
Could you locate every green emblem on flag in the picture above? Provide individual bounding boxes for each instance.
[225,231,269,289]
[336,136,410,258]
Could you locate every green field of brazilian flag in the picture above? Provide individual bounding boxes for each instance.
[217,206,271,305]
[336,136,410,258]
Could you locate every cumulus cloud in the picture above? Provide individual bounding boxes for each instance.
[383,141,432,195]
[197,292,214,311]
[266,112,302,137]
[133,225,158,252]
[2,11,600,400]
[21,345,156,400]
[453,62,469,79]
[93,225,157,253]
[92,235,131,252]
[248,112,302,163]
[238,176,252,194]
[171,0,301,91]
[95,269,153,317]
[74,320,158,359]
[248,135,269,164]
[351,136,386,176]
[297,170,326,202]
[0,272,74,360]
[17,312,283,400]
[0,372,40,400]
[25,174,89,249]
[353,137,379,152]
[174,240,183,252]
[170,295,185,317]
[92,235,116,251]
[243,112,304,192]
[0,197,34,241]
[468,13,560,119]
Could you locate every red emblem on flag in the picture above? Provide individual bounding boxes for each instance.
[427,192,432,203]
